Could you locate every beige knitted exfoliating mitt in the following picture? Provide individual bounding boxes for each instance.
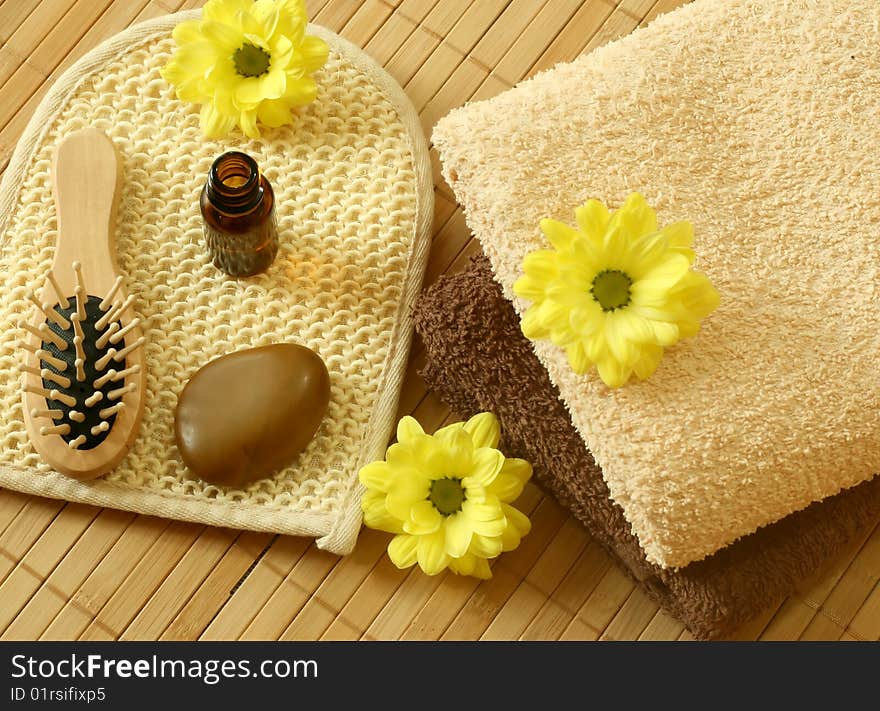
[0,12,433,554]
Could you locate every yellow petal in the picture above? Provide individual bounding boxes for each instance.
[385,441,419,469]
[258,68,287,99]
[276,4,307,46]
[639,253,691,291]
[234,77,265,107]
[500,503,531,551]
[630,304,680,328]
[540,218,579,251]
[676,271,720,317]
[610,192,657,241]
[161,62,208,102]
[396,416,424,445]
[200,20,241,52]
[206,61,238,99]
[203,0,252,25]
[462,448,504,489]
[662,220,694,250]
[470,557,492,579]
[384,473,430,520]
[522,249,558,282]
[282,76,318,105]
[361,489,403,534]
[513,274,546,301]
[250,0,280,38]
[403,500,442,535]
[388,534,418,568]
[569,302,604,338]
[174,80,209,104]
[358,460,392,491]
[160,60,186,85]
[487,458,532,502]
[547,276,591,307]
[521,305,550,340]
[595,354,629,388]
[270,35,294,69]
[617,309,654,345]
[575,199,611,240]
[295,35,329,73]
[447,552,475,576]
[601,224,628,267]
[568,232,603,271]
[632,344,663,380]
[469,533,503,559]
[431,425,473,475]
[432,421,464,443]
[603,312,636,365]
[422,441,456,478]
[199,101,236,138]
[239,109,260,139]
[586,329,607,362]
[566,341,592,374]
[171,20,205,45]
[650,320,680,346]
[417,530,449,575]
[257,98,292,127]
[623,231,669,278]
[537,299,569,333]
[238,8,264,37]
[444,512,473,558]
[448,553,493,579]
[461,499,507,538]
[462,412,500,449]
[676,318,701,340]
[504,502,531,534]
[631,279,675,307]
[170,41,221,73]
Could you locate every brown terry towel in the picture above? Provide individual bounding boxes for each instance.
[413,255,880,639]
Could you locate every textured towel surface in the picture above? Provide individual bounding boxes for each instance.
[414,256,880,638]
[432,0,880,567]
[0,13,433,554]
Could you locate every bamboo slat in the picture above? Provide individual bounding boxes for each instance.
[1,510,136,640]
[40,517,172,639]
[600,588,661,641]
[0,504,99,632]
[0,0,876,642]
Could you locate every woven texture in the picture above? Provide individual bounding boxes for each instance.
[433,0,880,568]
[0,12,433,554]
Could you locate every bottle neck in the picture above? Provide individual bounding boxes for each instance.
[205,151,264,215]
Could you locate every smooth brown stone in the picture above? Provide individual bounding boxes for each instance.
[175,344,330,488]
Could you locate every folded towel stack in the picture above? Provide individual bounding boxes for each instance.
[413,256,880,638]
[422,0,880,634]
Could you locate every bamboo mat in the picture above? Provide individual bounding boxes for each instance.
[0,0,877,642]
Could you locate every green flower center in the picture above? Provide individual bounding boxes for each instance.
[590,269,633,312]
[233,42,271,78]
[429,477,465,516]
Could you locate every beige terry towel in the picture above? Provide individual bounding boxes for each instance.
[433,0,880,568]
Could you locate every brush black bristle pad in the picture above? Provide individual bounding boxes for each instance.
[40,296,121,450]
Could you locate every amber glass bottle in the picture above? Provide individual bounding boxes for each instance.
[200,151,279,278]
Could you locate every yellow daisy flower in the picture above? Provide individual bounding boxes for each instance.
[359,413,532,580]
[161,0,328,139]
[514,193,719,388]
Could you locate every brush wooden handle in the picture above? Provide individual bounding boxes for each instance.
[22,128,145,481]
[49,127,122,298]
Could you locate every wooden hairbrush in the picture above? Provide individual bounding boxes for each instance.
[21,127,146,480]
